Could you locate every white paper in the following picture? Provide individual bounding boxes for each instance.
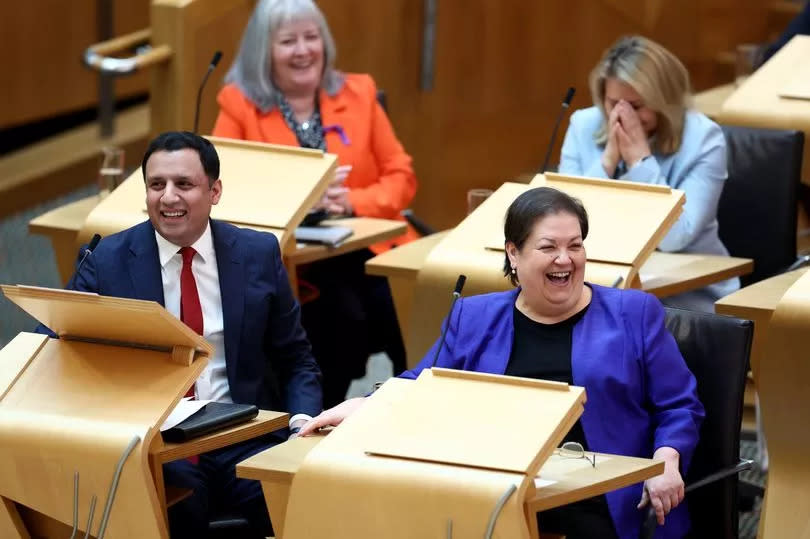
[160,398,211,432]
[533,477,557,489]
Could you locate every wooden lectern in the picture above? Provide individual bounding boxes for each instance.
[239,372,663,539]
[404,173,684,366]
[0,285,213,538]
[288,370,582,538]
[77,137,337,256]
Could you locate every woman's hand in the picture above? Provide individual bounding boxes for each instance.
[298,397,367,437]
[288,417,307,440]
[614,101,651,167]
[638,447,685,526]
[314,165,354,215]
[334,164,352,184]
[602,106,621,176]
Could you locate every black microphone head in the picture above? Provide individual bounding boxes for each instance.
[563,87,576,106]
[88,233,102,251]
[454,275,467,295]
[210,51,223,68]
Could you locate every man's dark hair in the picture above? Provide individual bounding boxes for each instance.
[503,187,589,286]
[141,131,220,185]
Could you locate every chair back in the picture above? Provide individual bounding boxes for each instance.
[376,89,388,113]
[664,307,753,539]
[718,125,803,286]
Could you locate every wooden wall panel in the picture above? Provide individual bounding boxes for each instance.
[1,1,149,130]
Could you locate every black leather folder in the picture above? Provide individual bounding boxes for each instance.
[161,401,259,443]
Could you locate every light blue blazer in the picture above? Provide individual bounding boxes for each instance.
[559,106,739,308]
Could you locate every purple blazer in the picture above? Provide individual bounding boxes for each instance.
[403,285,704,539]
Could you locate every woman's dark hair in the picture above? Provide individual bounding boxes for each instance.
[141,131,220,185]
[503,187,589,286]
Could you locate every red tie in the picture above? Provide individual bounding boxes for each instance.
[180,247,202,400]
[179,247,202,463]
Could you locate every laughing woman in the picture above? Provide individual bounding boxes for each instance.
[301,187,705,539]
[213,0,417,406]
[559,35,738,312]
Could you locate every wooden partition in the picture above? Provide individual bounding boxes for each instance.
[756,269,810,538]
[149,0,255,136]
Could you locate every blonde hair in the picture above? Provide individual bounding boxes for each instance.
[589,36,692,155]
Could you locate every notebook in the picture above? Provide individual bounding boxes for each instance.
[161,401,259,443]
[295,225,353,247]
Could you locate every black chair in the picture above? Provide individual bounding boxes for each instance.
[718,125,806,286]
[641,308,753,538]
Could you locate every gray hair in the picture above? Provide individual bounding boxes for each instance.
[224,0,344,112]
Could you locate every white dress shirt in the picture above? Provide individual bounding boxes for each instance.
[155,223,230,403]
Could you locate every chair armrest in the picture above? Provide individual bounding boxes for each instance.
[783,254,810,274]
[639,459,753,539]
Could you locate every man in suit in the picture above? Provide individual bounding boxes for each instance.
[64,131,322,537]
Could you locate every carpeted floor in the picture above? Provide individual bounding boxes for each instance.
[739,435,765,538]
[0,185,98,348]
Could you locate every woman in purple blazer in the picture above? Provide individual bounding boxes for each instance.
[302,187,704,539]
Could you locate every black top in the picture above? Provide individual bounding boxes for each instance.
[506,303,590,446]
[506,301,618,539]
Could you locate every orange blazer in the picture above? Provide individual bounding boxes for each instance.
[212,73,419,253]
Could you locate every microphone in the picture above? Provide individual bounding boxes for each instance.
[66,234,101,290]
[540,87,576,173]
[429,275,467,368]
[193,51,223,134]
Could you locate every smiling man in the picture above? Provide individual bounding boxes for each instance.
[66,131,322,538]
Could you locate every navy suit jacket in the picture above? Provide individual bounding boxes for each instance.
[404,285,704,539]
[62,219,322,417]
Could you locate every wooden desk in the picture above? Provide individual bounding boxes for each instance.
[693,83,736,121]
[237,433,662,539]
[367,231,753,342]
[149,409,288,522]
[715,268,809,380]
[639,251,753,298]
[12,410,289,537]
[287,218,405,266]
[29,195,405,288]
[718,36,810,183]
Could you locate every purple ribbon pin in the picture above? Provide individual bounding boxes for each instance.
[323,124,351,146]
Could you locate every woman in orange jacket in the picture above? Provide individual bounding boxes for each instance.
[213,0,415,406]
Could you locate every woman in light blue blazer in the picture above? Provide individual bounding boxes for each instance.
[559,36,738,311]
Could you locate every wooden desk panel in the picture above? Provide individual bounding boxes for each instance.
[237,430,662,539]
[715,268,808,379]
[639,251,752,298]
